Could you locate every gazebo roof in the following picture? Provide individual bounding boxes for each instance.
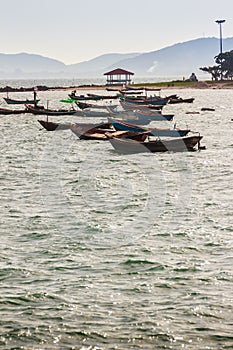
[104,68,134,76]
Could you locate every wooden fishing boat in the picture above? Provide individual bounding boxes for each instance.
[108,111,154,125]
[76,101,118,110]
[37,120,71,131]
[108,118,190,137]
[110,109,173,122]
[168,97,195,104]
[87,93,120,100]
[68,93,102,101]
[120,100,162,111]
[75,101,94,109]
[0,107,29,114]
[4,97,40,105]
[107,134,203,154]
[74,109,111,118]
[25,104,77,116]
[71,122,148,141]
[121,97,169,106]
[68,90,120,101]
[119,101,173,121]
[125,86,149,91]
[71,122,114,140]
[73,108,152,125]
[144,87,161,92]
[133,110,174,121]
[201,107,215,111]
[120,89,144,95]
[105,87,120,92]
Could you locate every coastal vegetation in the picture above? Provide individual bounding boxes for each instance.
[132,80,233,89]
[200,50,233,81]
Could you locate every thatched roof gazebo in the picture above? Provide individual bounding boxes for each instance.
[104,68,134,85]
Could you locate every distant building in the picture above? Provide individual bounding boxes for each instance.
[104,68,134,85]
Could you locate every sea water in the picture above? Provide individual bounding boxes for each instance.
[0,80,233,349]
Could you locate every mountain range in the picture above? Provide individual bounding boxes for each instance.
[0,37,233,79]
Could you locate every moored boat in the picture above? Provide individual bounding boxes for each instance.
[0,107,29,114]
[71,122,114,140]
[133,110,174,121]
[74,109,111,118]
[68,91,120,101]
[38,120,71,131]
[120,100,162,111]
[168,97,195,104]
[87,93,119,100]
[68,93,102,101]
[107,134,203,154]
[123,95,170,106]
[71,122,148,141]
[76,101,118,110]
[4,97,40,105]
[119,101,174,121]
[25,104,77,116]
[108,118,190,137]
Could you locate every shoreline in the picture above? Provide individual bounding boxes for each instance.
[0,81,233,93]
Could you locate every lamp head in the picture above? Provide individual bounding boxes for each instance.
[215,20,226,24]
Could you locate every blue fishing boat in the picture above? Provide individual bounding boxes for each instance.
[122,97,169,106]
[108,118,190,137]
[133,110,174,121]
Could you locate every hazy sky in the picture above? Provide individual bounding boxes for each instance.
[1,0,232,64]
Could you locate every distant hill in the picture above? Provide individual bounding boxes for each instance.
[108,37,233,77]
[66,53,140,74]
[0,37,232,79]
[0,53,66,77]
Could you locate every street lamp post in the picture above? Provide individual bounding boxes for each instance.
[215,19,226,80]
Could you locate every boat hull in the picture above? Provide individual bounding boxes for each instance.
[4,97,40,105]
[108,135,203,154]
[25,104,77,116]
[71,122,148,141]
[0,107,29,115]
[134,111,174,121]
[38,120,71,131]
[108,118,190,137]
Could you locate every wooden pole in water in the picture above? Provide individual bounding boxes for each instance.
[33,90,37,107]
[46,100,49,122]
